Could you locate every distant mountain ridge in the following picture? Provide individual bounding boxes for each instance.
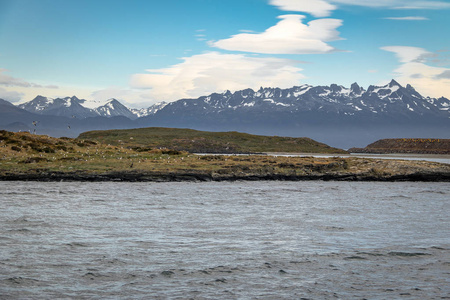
[13,80,450,120]
[1,80,449,148]
[17,96,167,119]
[152,79,449,118]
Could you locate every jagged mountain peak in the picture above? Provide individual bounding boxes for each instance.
[106,98,121,104]
[101,98,127,108]
[350,82,362,94]
[94,99,136,119]
[388,79,401,88]
[13,80,450,123]
[131,101,168,118]
[330,83,343,92]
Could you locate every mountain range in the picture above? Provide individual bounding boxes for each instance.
[1,80,449,148]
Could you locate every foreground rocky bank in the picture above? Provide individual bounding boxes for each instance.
[1,168,449,182]
[1,131,449,182]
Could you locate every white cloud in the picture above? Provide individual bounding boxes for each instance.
[384,16,429,21]
[211,15,343,55]
[0,87,24,103]
[270,0,450,15]
[381,46,434,63]
[330,0,450,9]
[381,46,450,98]
[269,0,337,17]
[130,52,305,102]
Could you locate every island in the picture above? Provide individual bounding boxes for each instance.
[1,130,449,182]
[349,138,450,155]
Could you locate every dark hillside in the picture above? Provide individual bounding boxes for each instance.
[349,138,450,154]
[78,127,348,154]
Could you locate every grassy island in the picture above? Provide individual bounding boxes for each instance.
[1,130,449,182]
[78,127,348,154]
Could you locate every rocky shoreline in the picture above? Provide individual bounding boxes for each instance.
[1,168,449,182]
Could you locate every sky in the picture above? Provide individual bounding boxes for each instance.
[0,0,449,108]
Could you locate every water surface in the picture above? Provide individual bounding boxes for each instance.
[1,181,449,299]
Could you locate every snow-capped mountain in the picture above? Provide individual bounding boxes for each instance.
[131,101,168,118]
[19,80,448,122]
[133,79,449,147]
[94,99,137,119]
[18,96,145,120]
[17,95,169,120]
[6,80,450,148]
[18,96,98,119]
[151,79,449,118]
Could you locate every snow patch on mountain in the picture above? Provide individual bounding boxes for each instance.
[15,80,450,122]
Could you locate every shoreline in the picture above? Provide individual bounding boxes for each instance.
[265,152,450,164]
[1,169,449,182]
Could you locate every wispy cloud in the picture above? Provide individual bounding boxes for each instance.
[130,52,305,102]
[0,68,36,88]
[381,46,436,63]
[211,15,343,55]
[384,16,429,21]
[381,46,450,98]
[331,0,450,9]
[271,0,450,16]
[0,69,58,89]
[435,70,450,79]
[269,0,337,17]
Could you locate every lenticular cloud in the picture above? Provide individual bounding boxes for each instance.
[211,15,343,55]
[130,52,305,102]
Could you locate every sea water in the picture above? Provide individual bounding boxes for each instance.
[1,181,449,299]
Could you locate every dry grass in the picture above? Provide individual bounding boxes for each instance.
[1,130,449,181]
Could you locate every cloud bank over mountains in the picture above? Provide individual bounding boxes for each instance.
[127,0,449,103]
[130,52,305,101]
[381,46,450,99]
[1,0,449,105]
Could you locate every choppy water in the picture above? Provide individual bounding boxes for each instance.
[1,181,449,299]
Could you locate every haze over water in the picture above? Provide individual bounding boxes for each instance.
[1,181,449,299]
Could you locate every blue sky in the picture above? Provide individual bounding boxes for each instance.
[0,0,449,107]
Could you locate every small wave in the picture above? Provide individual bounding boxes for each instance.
[3,276,40,285]
[418,190,447,195]
[0,192,39,196]
[8,228,32,233]
[82,272,111,280]
[65,242,90,247]
[388,251,431,257]
[388,194,412,199]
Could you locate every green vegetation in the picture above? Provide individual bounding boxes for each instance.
[78,127,348,154]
